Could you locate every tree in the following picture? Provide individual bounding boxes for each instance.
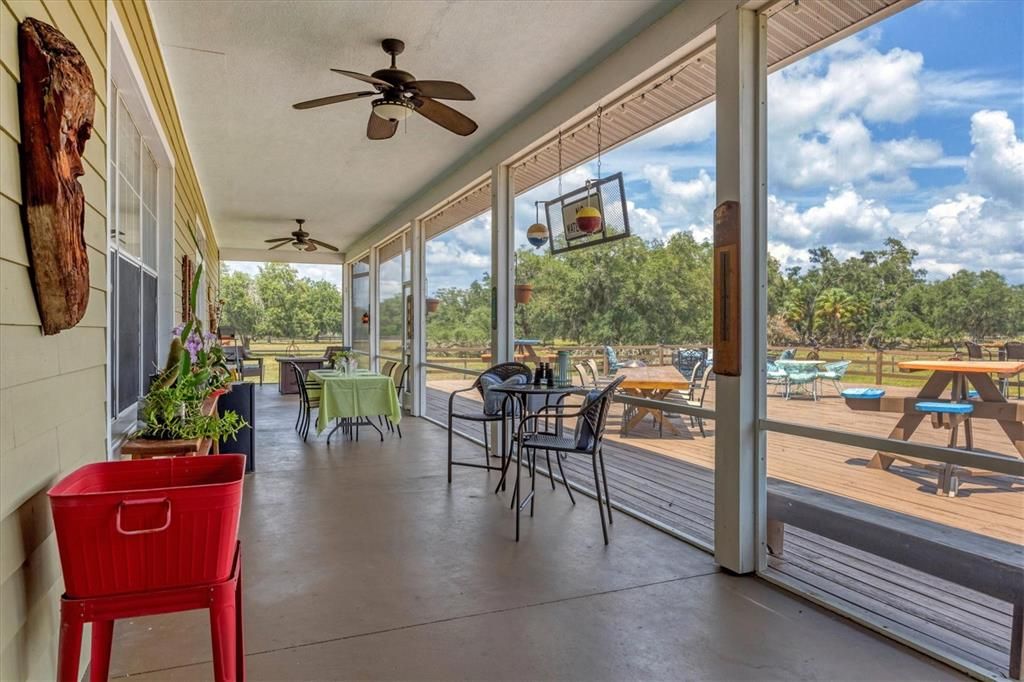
[219,267,263,345]
[303,279,343,342]
[254,263,314,342]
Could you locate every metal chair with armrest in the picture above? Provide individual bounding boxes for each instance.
[503,376,626,543]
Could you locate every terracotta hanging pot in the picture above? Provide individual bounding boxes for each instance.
[425,298,440,313]
[514,284,534,305]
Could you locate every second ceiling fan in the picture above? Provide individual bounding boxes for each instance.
[293,38,478,140]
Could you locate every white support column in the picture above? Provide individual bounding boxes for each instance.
[368,247,379,372]
[410,219,426,416]
[342,260,353,348]
[491,164,515,365]
[713,6,767,575]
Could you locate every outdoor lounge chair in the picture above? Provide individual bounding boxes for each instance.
[604,346,622,375]
[766,361,788,394]
[782,364,817,400]
[233,347,264,385]
[965,340,992,361]
[817,360,851,396]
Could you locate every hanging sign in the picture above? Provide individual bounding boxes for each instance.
[544,172,630,255]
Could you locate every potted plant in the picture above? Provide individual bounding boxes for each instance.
[122,265,247,458]
[331,349,358,373]
[514,284,533,305]
[425,297,440,313]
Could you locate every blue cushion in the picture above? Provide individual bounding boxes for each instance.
[480,374,526,415]
[573,389,602,450]
[915,401,974,414]
[967,390,979,399]
[842,388,885,399]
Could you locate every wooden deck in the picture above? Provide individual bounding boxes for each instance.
[426,379,1023,675]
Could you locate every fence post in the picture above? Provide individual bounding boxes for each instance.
[875,349,883,385]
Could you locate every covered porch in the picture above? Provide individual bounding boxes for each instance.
[105,387,956,680]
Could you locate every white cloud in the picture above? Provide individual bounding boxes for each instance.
[767,36,946,192]
[967,110,1024,206]
[640,165,715,241]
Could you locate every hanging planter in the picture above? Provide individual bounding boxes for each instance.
[514,284,534,305]
[425,297,440,313]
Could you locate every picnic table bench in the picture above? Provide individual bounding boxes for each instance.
[767,480,1024,679]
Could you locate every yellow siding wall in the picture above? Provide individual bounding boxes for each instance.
[0,1,218,678]
[0,0,108,678]
[112,0,219,315]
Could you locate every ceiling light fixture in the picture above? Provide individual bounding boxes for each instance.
[372,98,415,122]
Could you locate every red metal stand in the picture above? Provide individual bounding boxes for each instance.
[57,543,244,682]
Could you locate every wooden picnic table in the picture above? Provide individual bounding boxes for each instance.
[845,360,1024,488]
[617,366,689,436]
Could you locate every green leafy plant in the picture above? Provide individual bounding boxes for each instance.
[135,264,247,442]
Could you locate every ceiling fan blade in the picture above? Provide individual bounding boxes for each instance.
[309,238,340,252]
[330,68,390,87]
[409,80,474,101]
[268,241,292,251]
[265,237,292,243]
[413,97,478,136]
[293,91,375,110]
[367,112,398,140]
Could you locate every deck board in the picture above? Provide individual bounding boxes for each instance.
[426,379,1023,676]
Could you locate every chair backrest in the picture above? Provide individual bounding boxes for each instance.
[691,365,715,407]
[805,349,820,360]
[576,375,626,453]
[575,363,592,387]
[472,362,532,397]
[395,363,409,394]
[1004,341,1024,361]
[290,363,312,405]
[965,341,983,360]
[605,346,619,365]
[675,348,705,379]
[824,360,851,377]
[687,359,705,385]
[778,348,796,361]
[322,345,350,362]
[586,358,601,382]
[381,360,397,379]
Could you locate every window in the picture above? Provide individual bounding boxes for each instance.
[350,255,371,366]
[110,93,161,418]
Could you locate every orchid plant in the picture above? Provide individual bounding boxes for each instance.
[132,264,246,443]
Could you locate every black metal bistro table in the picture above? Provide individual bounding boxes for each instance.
[489,382,589,539]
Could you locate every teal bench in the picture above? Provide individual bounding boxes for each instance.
[841,388,885,399]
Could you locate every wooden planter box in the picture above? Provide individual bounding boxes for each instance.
[120,393,220,460]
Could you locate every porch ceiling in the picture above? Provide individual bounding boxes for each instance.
[148,0,674,255]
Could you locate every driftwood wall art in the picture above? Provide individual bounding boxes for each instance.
[17,18,95,335]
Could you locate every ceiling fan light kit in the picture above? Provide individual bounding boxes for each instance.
[372,98,414,121]
[293,38,477,139]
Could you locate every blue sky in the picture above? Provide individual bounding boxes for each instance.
[426,0,1024,294]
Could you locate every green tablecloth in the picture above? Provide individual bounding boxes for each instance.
[309,370,401,434]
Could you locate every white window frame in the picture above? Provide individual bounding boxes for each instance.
[107,11,176,450]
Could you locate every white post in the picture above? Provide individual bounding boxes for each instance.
[368,247,379,372]
[491,164,515,365]
[713,6,767,575]
[410,219,426,416]
[342,260,353,349]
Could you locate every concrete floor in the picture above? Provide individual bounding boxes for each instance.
[109,386,962,680]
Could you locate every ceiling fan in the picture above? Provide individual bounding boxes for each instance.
[265,219,339,252]
[292,38,478,140]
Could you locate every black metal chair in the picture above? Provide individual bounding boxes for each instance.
[506,376,626,543]
[1003,341,1024,399]
[965,340,991,361]
[290,362,320,441]
[447,362,532,484]
[387,363,409,438]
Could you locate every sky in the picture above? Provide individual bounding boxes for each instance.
[223,260,343,288]
[425,0,1024,294]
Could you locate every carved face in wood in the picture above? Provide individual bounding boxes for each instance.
[18,18,95,335]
